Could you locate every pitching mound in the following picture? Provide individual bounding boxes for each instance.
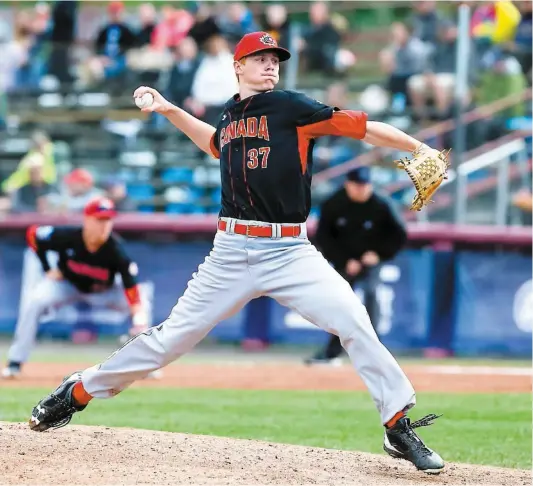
[1,422,529,485]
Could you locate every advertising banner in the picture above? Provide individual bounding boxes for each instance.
[453,251,532,356]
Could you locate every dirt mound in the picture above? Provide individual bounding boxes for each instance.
[1,422,529,485]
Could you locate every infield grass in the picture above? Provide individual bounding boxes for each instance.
[1,388,530,470]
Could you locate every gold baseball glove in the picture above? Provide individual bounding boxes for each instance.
[395,144,451,211]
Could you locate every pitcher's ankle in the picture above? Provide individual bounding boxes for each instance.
[385,410,405,429]
[72,381,93,406]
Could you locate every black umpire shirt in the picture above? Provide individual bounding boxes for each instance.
[27,225,140,302]
[315,188,408,270]
[210,90,368,223]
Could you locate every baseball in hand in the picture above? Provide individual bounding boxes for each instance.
[135,92,154,109]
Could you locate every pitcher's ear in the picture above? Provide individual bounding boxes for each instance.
[234,60,245,76]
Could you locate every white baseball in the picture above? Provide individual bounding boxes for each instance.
[135,92,154,109]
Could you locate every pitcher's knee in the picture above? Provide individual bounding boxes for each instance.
[157,315,212,358]
[328,298,376,343]
[19,296,51,320]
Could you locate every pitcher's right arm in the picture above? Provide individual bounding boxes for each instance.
[133,86,217,158]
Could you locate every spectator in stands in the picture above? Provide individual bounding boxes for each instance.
[87,1,136,86]
[188,3,221,48]
[102,177,136,212]
[188,34,238,126]
[27,2,52,87]
[262,3,291,49]
[410,1,450,49]
[13,10,38,90]
[47,168,102,215]
[10,3,52,90]
[1,131,56,194]
[408,23,462,120]
[127,3,172,84]
[470,1,521,68]
[300,2,355,76]
[166,37,200,108]
[470,1,527,117]
[0,18,28,90]
[10,155,55,214]
[508,0,532,81]
[0,20,28,125]
[135,3,157,47]
[301,1,341,75]
[48,0,78,85]
[219,2,259,44]
[476,48,528,118]
[151,5,195,51]
[379,22,429,110]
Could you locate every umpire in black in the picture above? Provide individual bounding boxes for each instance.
[306,166,407,364]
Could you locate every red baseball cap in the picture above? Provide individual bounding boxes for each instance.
[64,168,94,186]
[84,197,117,219]
[108,1,124,14]
[234,32,291,62]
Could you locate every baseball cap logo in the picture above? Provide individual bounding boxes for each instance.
[98,198,113,211]
[259,33,277,47]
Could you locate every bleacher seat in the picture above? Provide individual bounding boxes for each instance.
[127,183,155,201]
[137,204,155,213]
[119,150,157,168]
[193,166,221,187]
[210,187,222,204]
[117,166,154,183]
[163,185,207,214]
[165,203,196,214]
[161,167,194,184]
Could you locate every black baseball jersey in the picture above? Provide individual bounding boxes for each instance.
[315,188,407,270]
[210,90,368,223]
[27,225,139,295]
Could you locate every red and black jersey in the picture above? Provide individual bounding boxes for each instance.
[210,89,368,223]
[26,225,141,305]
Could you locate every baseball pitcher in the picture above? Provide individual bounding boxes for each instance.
[29,32,449,474]
[2,196,152,378]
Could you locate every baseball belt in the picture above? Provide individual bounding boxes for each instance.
[217,220,302,238]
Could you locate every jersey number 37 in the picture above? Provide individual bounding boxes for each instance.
[247,147,271,170]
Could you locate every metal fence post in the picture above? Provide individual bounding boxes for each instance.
[495,156,510,226]
[453,4,471,224]
[456,171,467,224]
[285,23,300,91]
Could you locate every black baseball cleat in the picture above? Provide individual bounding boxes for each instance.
[383,414,444,474]
[29,372,88,432]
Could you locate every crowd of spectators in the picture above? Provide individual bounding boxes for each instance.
[0,1,530,222]
[0,1,354,94]
[377,0,531,122]
[0,130,135,216]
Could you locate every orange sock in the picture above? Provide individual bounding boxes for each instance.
[385,410,405,429]
[72,381,93,406]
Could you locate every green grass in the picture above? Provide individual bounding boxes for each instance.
[2,388,530,469]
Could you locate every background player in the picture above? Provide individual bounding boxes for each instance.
[306,166,407,364]
[2,196,152,378]
[29,32,445,474]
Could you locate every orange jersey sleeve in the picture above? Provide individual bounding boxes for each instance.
[296,110,368,173]
[210,132,220,159]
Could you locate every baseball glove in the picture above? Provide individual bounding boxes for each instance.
[395,144,451,211]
